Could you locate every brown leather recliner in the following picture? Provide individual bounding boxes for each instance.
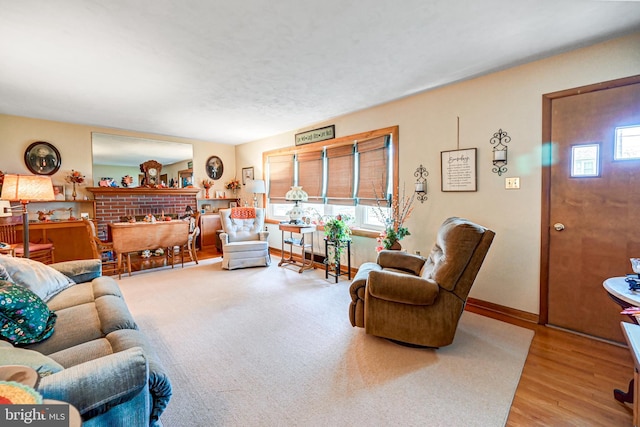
[349,217,495,347]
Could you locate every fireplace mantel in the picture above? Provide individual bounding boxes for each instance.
[86,187,200,197]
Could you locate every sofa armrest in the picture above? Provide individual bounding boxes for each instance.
[376,250,426,275]
[37,347,148,422]
[49,259,103,283]
[367,270,439,305]
[219,232,229,244]
[259,231,269,241]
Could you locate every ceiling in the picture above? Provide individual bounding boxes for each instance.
[1,1,639,146]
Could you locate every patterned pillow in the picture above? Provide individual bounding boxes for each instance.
[0,281,57,345]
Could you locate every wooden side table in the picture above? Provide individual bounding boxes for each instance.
[0,245,17,257]
[278,223,316,273]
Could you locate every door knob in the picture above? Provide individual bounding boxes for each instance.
[553,223,565,231]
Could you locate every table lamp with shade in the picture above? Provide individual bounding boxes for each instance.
[249,179,266,207]
[0,174,55,259]
[285,186,308,224]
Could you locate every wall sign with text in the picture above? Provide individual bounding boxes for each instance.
[295,125,335,146]
[441,148,477,192]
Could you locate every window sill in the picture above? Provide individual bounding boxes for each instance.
[266,218,380,239]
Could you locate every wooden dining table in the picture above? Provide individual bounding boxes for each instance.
[108,220,190,278]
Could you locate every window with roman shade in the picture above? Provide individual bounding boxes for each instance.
[325,144,355,206]
[296,150,324,203]
[267,154,294,201]
[356,135,390,206]
[262,126,399,229]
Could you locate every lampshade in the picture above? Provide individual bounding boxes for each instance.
[285,186,308,202]
[0,174,55,201]
[250,179,266,194]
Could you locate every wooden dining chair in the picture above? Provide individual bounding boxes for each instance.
[170,211,200,265]
[0,223,55,264]
[82,219,119,276]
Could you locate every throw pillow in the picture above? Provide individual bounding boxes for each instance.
[0,255,75,302]
[0,280,57,345]
[0,341,63,377]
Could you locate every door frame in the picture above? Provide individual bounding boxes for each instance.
[539,74,640,325]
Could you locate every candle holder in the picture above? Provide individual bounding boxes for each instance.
[490,129,510,176]
[414,164,428,203]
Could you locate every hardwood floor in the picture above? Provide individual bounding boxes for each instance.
[468,306,634,426]
[122,251,635,425]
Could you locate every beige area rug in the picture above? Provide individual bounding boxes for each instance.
[117,257,534,427]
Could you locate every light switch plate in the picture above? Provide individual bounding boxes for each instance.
[505,177,520,189]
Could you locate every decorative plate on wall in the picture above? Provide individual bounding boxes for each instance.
[206,156,224,180]
[24,141,61,175]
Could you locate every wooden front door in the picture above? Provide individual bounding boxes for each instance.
[544,78,640,343]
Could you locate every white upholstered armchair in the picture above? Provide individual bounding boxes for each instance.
[219,207,270,270]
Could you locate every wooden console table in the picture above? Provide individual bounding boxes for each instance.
[278,223,316,273]
[18,220,94,262]
[109,221,189,278]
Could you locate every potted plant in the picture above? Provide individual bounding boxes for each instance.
[372,185,415,252]
[322,214,352,269]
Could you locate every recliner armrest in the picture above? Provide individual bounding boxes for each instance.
[368,270,439,305]
[259,231,269,241]
[376,250,426,275]
[49,259,103,283]
[38,347,148,421]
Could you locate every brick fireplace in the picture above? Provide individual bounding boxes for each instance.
[87,187,200,238]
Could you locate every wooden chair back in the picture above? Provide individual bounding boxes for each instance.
[0,224,18,244]
[0,223,54,264]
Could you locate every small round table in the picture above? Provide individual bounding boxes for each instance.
[604,277,640,313]
[603,276,640,406]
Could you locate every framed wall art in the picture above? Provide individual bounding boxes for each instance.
[53,185,65,200]
[206,156,224,180]
[441,148,477,192]
[242,167,254,185]
[24,141,61,175]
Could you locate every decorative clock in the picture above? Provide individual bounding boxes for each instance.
[206,156,224,180]
[24,141,61,175]
[140,160,162,186]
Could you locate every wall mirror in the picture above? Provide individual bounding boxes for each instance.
[91,133,193,187]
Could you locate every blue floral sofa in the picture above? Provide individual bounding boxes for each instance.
[0,256,171,426]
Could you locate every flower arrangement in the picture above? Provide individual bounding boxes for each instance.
[65,170,85,200]
[202,179,213,198]
[66,170,85,184]
[372,185,415,252]
[225,178,240,191]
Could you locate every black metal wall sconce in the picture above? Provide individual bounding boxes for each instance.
[414,164,428,203]
[490,129,511,176]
